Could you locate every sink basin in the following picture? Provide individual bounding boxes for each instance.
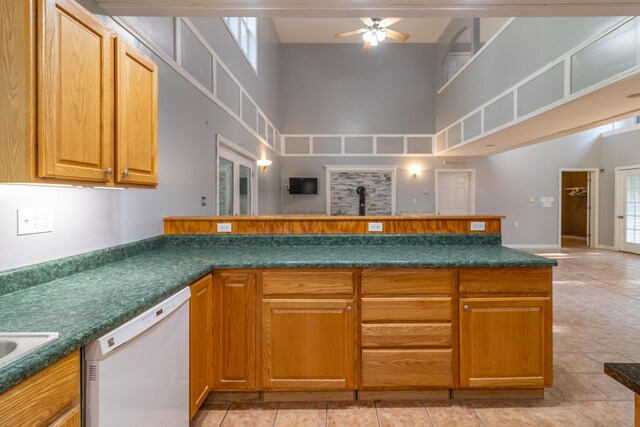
[0,333,60,369]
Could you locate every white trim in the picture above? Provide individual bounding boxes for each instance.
[596,244,617,251]
[324,166,397,216]
[282,134,435,157]
[434,169,476,216]
[434,16,636,155]
[112,17,283,157]
[614,164,640,252]
[216,135,259,216]
[438,18,515,94]
[602,122,640,137]
[222,17,258,74]
[558,168,599,249]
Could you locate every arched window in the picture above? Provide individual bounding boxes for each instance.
[443,27,472,84]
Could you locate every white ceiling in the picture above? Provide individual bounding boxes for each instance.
[272,18,452,43]
[97,0,640,17]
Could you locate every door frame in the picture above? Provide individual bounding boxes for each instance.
[614,164,640,251]
[324,165,397,215]
[216,134,258,216]
[557,168,599,248]
[434,169,476,216]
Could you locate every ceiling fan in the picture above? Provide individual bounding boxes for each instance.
[335,18,410,51]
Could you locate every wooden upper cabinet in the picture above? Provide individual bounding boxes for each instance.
[189,275,213,419]
[262,298,356,390]
[115,38,158,185]
[213,271,257,391]
[38,0,113,182]
[459,297,552,388]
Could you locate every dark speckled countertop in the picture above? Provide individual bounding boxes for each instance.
[605,363,640,395]
[0,233,556,394]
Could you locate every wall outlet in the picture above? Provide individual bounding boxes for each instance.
[217,223,232,233]
[470,221,486,231]
[17,208,53,235]
[515,221,519,228]
[528,196,534,202]
[368,222,383,232]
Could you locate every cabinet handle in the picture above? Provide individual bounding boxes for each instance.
[346,306,352,312]
[122,169,130,177]
[105,168,113,176]
[463,305,470,311]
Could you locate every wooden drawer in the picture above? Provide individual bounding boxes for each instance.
[362,269,453,296]
[459,268,552,295]
[361,298,451,322]
[362,349,453,388]
[262,270,354,296]
[0,350,80,426]
[361,323,452,348]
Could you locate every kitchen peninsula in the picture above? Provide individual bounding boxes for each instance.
[0,216,556,422]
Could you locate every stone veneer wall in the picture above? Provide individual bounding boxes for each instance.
[329,172,393,215]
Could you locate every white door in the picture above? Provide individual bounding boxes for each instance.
[620,168,640,254]
[437,171,473,215]
[218,147,256,216]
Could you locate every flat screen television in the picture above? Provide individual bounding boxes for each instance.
[288,177,318,195]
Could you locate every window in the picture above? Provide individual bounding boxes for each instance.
[223,17,257,72]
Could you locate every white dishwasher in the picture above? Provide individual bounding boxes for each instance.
[84,287,190,427]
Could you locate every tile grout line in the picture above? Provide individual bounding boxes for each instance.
[421,400,436,427]
[271,401,280,427]
[217,403,231,427]
[374,401,381,427]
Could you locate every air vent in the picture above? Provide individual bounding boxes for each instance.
[88,364,97,382]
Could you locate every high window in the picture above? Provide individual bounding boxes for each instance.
[223,17,257,72]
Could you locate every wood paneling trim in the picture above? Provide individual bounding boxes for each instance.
[164,216,503,235]
[262,270,355,296]
[189,274,213,418]
[361,323,452,348]
[361,349,453,388]
[362,268,453,295]
[361,297,452,322]
[0,350,80,426]
[459,268,552,295]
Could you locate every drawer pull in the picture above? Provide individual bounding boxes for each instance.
[464,305,470,311]
[346,306,353,312]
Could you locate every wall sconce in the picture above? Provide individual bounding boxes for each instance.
[257,159,272,170]
[408,166,421,177]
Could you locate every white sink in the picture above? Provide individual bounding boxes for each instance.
[0,333,60,369]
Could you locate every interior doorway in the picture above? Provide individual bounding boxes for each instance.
[435,170,476,215]
[216,136,258,216]
[559,169,599,248]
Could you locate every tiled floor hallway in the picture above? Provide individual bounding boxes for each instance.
[191,246,640,426]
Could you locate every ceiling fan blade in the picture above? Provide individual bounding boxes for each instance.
[362,40,371,52]
[360,17,374,26]
[335,28,367,38]
[385,28,410,42]
[378,17,402,28]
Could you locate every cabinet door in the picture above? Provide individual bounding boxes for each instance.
[189,275,213,419]
[262,299,356,390]
[38,0,113,182]
[459,297,552,388]
[49,405,81,427]
[213,272,257,390]
[115,39,158,185]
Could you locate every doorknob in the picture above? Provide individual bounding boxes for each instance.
[618,215,625,219]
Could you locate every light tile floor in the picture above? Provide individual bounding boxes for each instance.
[191,246,640,426]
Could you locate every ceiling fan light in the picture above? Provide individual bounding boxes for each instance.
[376,30,386,42]
[370,36,379,46]
[363,31,372,42]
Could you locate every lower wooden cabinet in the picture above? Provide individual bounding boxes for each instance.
[189,274,213,419]
[262,299,356,390]
[0,350,80,427]
[362,349,453,388]
[213,271,257,390]
[459,297,552,388]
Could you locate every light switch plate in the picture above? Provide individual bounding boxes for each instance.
[470,221,486,231]
[17,208,53,235]
[368,222,383,232]
[217,223,232,233]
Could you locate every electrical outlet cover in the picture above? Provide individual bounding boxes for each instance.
[368,222,383,232]
[470,221,486,231]
[17,208,53,236]
[217,223,232,233]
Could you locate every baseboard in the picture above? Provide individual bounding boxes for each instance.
[452,388,544,400]
[562,235,587,241]
[357,390,450,401]
[596,244,617,251]
[505,244,561,249]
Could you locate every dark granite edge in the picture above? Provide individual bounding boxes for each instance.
[165,233,503,247]
[0,263,213,394]
[0,235,167,296]
[604,363,640,395]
